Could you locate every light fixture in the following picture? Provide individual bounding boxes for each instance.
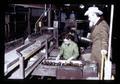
[105,5,108,7]
[64,4,70,6]
[79,4,85,9]
[44,11,47,16]
[44,4,47,16]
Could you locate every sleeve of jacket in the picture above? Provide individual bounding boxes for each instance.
[100,22,109,50]
[59,43,64,56]
[73,43,79,59]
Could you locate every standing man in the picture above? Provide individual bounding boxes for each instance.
[84,7,109,73]
[64,11,77,33]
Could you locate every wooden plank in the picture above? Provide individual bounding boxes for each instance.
[20,34,52,60]
[31,64,58,77]
[56,66,83,79]
[25,54,45,78]
[4,60,19,76]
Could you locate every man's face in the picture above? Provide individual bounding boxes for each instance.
[88,13,97,27]
[88,13,96,23]
[64,38,70,44]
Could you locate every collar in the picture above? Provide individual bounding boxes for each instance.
[94,17,100,25]
[95,17,104,26]
[91,17,104,32]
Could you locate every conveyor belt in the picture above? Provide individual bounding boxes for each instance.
[19,34,52,60]
[4,34,53,79]
[5,45,24,75]
[31,48,60,77]
[31,62,83,78]
[31,64,58,77]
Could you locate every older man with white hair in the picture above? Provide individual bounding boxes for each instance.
[84,7,109,74]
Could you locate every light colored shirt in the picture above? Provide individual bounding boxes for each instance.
[59,41,79,60]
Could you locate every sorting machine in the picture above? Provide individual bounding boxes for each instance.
[4,27,98,80]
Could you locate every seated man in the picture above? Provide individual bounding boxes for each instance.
[56,34,79,63]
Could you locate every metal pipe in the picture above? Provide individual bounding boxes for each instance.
[27,8,31,35]
[19,56,25,79]
[14,5,16,40]
[45,4,46,11]
[108,5,114,60]
[34,7,50,33]
[48,4,51,27]
[104,4,114,80]
[45,40,48,59]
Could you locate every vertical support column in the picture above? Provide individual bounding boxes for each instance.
[53,20,59,47]
[14,5,16,40]
[58,9,61,31]
[104,4,114,80]
[5,14,10,42]
[48,4,51,27]
[56,27,58,47]
[53,26,58,47]
[27,8,31,36]
[45,40,48,59]
[19,56,25,79]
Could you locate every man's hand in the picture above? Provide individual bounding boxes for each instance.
[65,56,75,64]
[65,59,71,64]
[101,49,107,55]
[87,33,91,39]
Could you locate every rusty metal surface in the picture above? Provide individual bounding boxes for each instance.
[32,60,98,79]
[31,64,58,77]
[56,66,83,79]
[82,63,98,79]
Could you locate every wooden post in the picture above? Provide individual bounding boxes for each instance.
[53,21,59,47]
[100,53,105,80]
[27,8,31,35]
[45,40,48,59]
[14,5,16,40]
[56,27,59,47]
[5,14,10,42]
[19,56,25,79]
[104,4,114,80]
[48,4,51,27]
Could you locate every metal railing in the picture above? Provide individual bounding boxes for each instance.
[34,8,50,33]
